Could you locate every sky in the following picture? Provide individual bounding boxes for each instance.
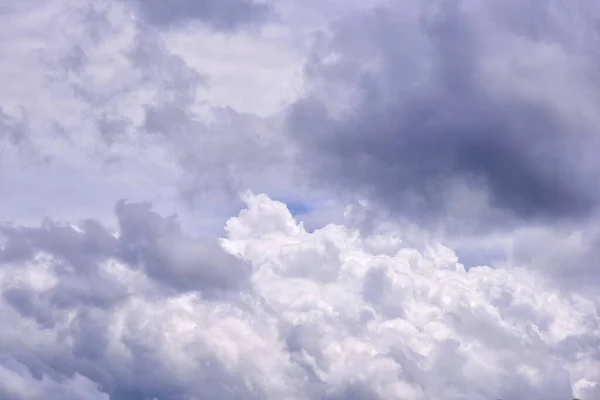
[1,0,600,399]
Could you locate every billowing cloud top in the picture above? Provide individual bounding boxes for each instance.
[2,0,600,399]
[0,194,598,399]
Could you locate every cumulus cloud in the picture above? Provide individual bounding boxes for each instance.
[3,0,600,399]
[0,193,598,399]
[288,0,600,231]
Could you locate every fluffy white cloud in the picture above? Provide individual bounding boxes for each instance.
[0,193,598,399]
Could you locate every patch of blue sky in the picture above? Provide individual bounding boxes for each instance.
[284,200,311,216]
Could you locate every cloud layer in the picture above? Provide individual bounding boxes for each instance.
[0,0,294,229]
[2,0,600,398]
[0,194,598,399]
[288,0,600,231]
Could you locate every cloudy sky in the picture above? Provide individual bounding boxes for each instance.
[1,0,600,399]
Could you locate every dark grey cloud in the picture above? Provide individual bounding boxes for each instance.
[0,200,250,297]
[123,0,272,31]
[115,200,251,293]
[288,0,600,231]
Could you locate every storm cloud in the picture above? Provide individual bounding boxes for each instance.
[288,0,600,230]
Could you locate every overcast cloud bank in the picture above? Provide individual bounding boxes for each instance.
[289,0,600,233]
[1,0,600,399]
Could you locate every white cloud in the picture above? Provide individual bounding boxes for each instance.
[164,24,305,117]
[0,193,598,399]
